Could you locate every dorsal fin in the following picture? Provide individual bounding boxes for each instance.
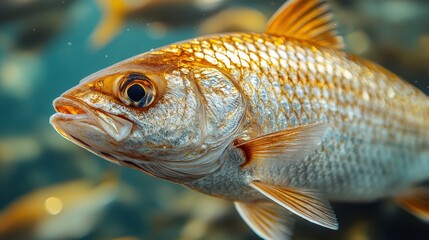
[265,0,344,49]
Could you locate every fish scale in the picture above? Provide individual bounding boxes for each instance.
[163,33,429,139]
[158,32,429,201]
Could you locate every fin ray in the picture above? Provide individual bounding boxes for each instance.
[395,187,429,221]
[236,123,328,166]
[234,201,293,239]
[250,181,338,230]
[265,0,344,49]
[287,4,329,34]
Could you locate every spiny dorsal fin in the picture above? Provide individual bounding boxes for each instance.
[234,201,293,239]
[250,181,338,230]
[235,123,328,166]
[395,186,429,221]
[265,0,344,49]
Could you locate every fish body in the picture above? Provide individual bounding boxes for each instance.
[174,32,429,202]
[51,0,429,238]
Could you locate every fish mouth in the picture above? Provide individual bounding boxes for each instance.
[50,97,133,142]
[51,97,93,124]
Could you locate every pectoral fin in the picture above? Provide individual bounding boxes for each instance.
[250,181,338,230]
[265,0,344,49]
[395,187,429,221]
[236,123,328,167]
[234,201,293,240]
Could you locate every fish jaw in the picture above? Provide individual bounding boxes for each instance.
[50,96,133,164]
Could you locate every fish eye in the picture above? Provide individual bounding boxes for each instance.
[119,73,155,108]
[127,83,146,102]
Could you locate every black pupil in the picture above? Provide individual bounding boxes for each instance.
[127,84,146,102]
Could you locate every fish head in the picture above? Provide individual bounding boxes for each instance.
[50,51,245,182]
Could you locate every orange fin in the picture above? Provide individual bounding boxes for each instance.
[90,0,128,49]
[250,181,338,230]
[234,201,293,239]
[236,123,327,166]
[265,0,344,49]
[395,187,429,221]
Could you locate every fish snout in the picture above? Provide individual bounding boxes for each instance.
[51,96,133,143]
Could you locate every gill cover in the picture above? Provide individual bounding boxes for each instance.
[193,68,245,143]
[129,66,245,182]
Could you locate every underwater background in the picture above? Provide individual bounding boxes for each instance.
[0,0,428,239]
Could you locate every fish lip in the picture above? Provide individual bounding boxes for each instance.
[50,96,101,141]
[50,96,134,142]
[50,96,94,122]
[50,97,90,120]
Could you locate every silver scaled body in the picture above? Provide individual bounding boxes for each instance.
[159,33,429,202]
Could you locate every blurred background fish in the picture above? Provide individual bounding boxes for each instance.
[0,0,79,52]
[0,174,119,240]
[198,7,268,35]
[90,0,226,48]
[89,0,278,49]
[0,0,429,239]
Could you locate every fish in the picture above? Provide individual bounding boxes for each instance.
[0,0,77,52]
[0,0,76,23]
[0,174,119,240]
[90,0,280,48]
[198,7,268,35]
[90,0,225,48]
[50,0,429,239]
